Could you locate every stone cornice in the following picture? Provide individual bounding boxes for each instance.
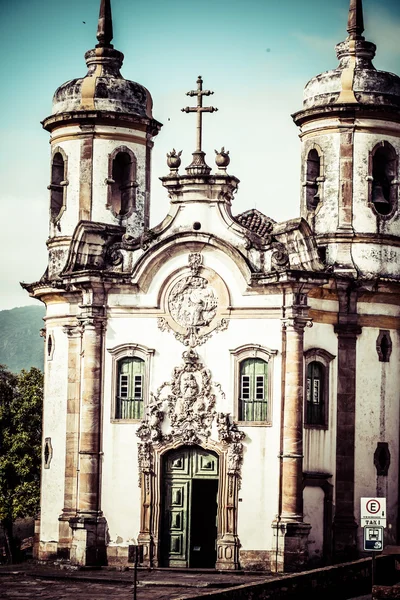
[42,110,162,137]
[292,103,400,128]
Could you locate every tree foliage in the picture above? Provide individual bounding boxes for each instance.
[0,365,43,560]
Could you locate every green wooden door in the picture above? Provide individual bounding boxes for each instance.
[161,446,219,567]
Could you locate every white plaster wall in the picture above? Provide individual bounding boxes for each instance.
[40,324,68,542]
[351,244,400,279]
[303,486,324,564]
[101,310,284,548]
[354,327,400,548]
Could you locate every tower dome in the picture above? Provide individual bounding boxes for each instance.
[50,0,154,119]
[301,0,400,111]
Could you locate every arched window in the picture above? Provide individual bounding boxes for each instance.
[304,348,335,429]
[303,145,324,213]
[305,149,320,210]
[116,357,145,419]
[369,142,398,218]
[306,361,325,425]
[239,358,268,421]
[107,147,137,218]
[49,148,68,223]
[108,343,154,422]
[231,345,276,424]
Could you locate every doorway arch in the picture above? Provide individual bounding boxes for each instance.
[161,446,219,568]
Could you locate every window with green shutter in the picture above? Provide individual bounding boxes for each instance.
[239,358,268,421]
[116,357,145,419]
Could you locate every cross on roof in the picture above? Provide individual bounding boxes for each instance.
[182,76,218,153]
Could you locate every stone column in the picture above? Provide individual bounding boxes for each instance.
[58,325,82,558]
[69,305,106,566]
[272,293,311,573]
[333,282,361,561]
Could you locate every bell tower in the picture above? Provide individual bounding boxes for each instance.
[293,0,400,277]
[42,0,161,279]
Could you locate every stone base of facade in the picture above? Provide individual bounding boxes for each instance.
[37,541,59,561]
[216,534,240,570]
[239,550,271,571]
[106,545,130,567]
[333,517,358,563]
[271,521,311,573]
[69,515,107,566]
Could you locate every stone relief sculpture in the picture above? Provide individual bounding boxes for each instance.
[168,275,218,328]
[158,252,229,347]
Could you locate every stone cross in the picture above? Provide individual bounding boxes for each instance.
[182,76,217,153]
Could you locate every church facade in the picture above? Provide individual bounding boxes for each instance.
[25,0,400,572]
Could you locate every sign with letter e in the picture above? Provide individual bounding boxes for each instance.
[360,497,387,527]
[364,526,383,551]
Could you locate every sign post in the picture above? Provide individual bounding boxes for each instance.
[360,498,386,589]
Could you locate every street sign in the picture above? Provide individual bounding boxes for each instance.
[360,497,386,527]
[364,526,384,551]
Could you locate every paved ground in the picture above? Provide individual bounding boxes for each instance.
[0,564,270,600]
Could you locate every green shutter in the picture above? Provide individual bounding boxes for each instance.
[239,358,268,421]
[117,357,145,419]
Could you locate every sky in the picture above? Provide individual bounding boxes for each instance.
[0,0,399,311]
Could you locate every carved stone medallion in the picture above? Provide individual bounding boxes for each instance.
[168,275,218,328]
[158,253,229,348]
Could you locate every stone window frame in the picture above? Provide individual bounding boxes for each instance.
[367,140,399,220]
[303,143,325,214]
[105,145,138,219]
[108,343,154,423]
[48,146,69,225]
[304,348,335,430]
[230,344,277,426]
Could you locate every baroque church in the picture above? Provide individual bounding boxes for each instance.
[24,0,400,571]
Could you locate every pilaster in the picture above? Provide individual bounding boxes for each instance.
[333,280,361,561]
[69,291,107,566]
[273,290,312,572]
[58,324,83,558]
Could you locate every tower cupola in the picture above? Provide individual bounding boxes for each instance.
[293,0,400,279]
[42,0,162,279]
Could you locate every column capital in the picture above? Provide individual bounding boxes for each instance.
[282,316,313,332]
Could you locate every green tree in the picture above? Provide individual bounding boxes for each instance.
[0,366,43,562]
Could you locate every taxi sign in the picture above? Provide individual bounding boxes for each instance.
[360,497,386,527]
[363,526,383,551]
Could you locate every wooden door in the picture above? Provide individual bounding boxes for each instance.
[161,446,218,567]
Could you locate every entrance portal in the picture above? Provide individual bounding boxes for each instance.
[161,446,219,568]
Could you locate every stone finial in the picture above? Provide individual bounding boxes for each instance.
[166,149,182,174]
[347,0,364,40]
[215,147,230,171]
[96,0,114,48]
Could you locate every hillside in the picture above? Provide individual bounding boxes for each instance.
[0,305,45,373]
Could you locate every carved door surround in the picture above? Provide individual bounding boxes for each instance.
[136,348,245,570]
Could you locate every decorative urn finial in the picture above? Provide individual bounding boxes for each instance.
[166,149,182,175]
[215,147,230,171]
